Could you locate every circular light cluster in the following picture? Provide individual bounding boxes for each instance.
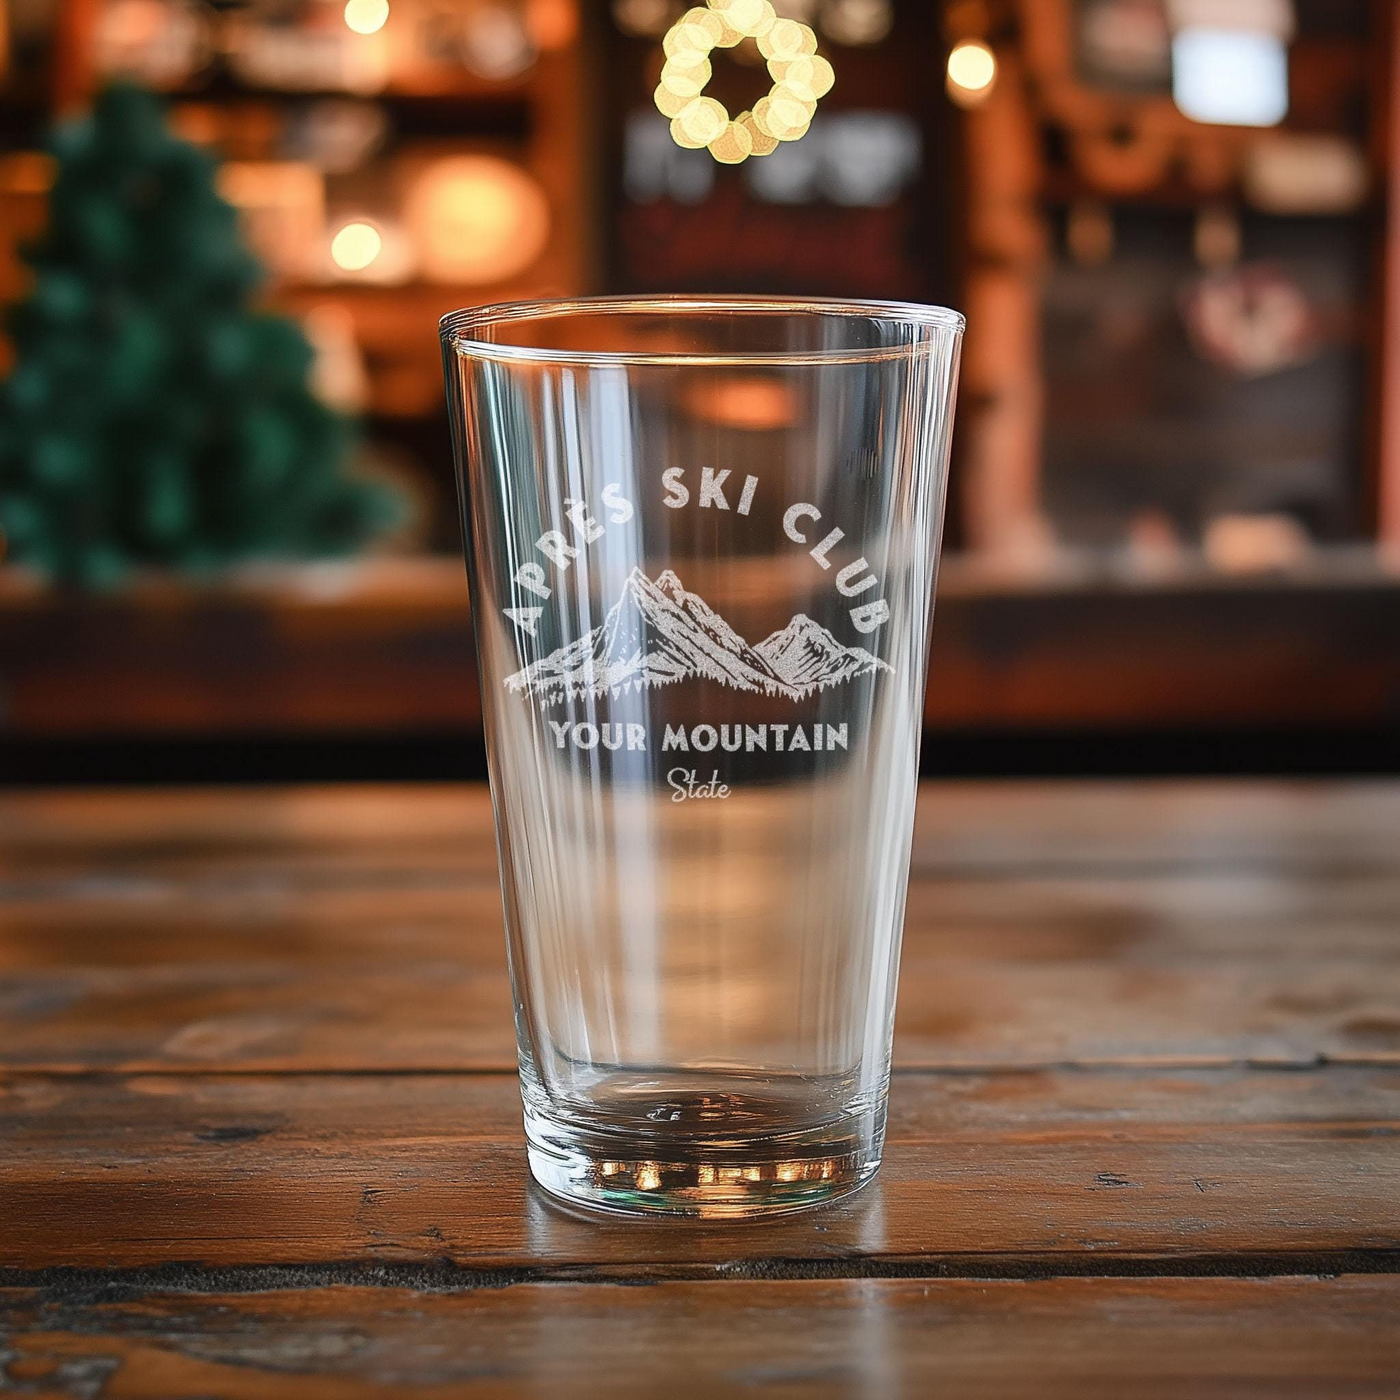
[655,0,834,164]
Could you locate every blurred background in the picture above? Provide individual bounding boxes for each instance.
[1,0,1397,783]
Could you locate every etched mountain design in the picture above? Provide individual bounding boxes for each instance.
[754,613,891,691]
[505,567,891,706]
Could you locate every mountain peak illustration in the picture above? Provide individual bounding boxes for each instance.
[754,613,891,691]
[505,570,891,706]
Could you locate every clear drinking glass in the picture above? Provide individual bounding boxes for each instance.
[442,296,963,1217]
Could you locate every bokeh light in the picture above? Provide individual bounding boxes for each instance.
[656,0,832,164]
[329,220,383,272]
[406,156,550,284]
[946,39,996,106]
[343,0,389,36]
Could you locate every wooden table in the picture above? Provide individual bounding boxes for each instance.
[2,781,1398,1396]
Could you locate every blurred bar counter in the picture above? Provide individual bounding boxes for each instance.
[2,549,1398,779]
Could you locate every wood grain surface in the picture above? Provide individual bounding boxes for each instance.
[3,1067,1398,1274]
[3,1276,1398,1400]
[2,781,1398,1395]
[4,783,1400,1073]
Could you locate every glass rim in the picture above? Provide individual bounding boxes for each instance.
[440,294,965,367]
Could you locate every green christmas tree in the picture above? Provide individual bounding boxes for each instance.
[0,83,400,588]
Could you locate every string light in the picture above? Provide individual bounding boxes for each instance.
[657,0,834,164]
[946,39,996,106]
[343,0,389,36]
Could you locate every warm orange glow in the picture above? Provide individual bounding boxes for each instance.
[685,376,798,430]
[0,152,56,196]
[526,0,577,50]
[406,156,550,285]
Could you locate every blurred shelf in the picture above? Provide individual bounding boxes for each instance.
[165,76,537,104]
[0,557,480,738]
[1,550,1398,741]
[1040,169,1384,216]
[275,279,546,303]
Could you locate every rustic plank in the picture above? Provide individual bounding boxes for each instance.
[4,781,1397,1395]
[3,1067,1397,1273]
[2,1275,1398,1399]
[4,783,1400,1072]
[0,784,500,884]
[5,781,1400,880]
[5,873,1400,1070]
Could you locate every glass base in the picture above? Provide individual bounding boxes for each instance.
[522,1087,884,1218]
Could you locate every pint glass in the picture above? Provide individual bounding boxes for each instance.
[442,297,963,1216]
